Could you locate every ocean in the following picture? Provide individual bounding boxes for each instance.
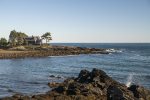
[0,43,150,97]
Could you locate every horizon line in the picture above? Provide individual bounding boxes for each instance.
[51,42,150,44]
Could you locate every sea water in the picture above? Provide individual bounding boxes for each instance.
[0,43,150,97]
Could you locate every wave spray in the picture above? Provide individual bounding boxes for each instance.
[126,73,134,87]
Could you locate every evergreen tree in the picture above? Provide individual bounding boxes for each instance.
[41,32,52,44]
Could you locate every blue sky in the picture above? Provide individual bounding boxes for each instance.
[0,0,150,43]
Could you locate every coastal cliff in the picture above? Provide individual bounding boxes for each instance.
[1,68,150,100]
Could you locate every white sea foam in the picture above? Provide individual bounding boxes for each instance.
[106,48,123,53]
[126,73,134,87]
[48,55,78,58]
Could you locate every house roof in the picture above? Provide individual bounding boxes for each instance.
[25,36,41,41]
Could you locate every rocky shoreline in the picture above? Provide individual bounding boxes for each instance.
[0,45,109,59]
[1,68,150,100]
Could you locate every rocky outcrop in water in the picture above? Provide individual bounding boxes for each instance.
[1,68,150,100]
[0,46,109,59]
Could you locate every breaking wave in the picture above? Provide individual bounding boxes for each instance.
[126,73,134,87]
[106,48,123,53]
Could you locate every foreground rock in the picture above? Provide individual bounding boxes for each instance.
[1,68,150,100]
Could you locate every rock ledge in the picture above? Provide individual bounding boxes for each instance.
[1,68,150,100]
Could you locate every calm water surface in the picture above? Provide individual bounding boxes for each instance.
[0,43,150,97]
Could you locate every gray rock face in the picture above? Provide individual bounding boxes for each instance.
[128,85,150,100]
[1,68,150,100]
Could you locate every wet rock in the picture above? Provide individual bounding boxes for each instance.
[55,86,66,93]
[90,68,108,83]
[128,85,150,100]
[1,68,150,100]
[128,85,140,98]
[49,75,55,78]
[107,85,125,100]
[49,75,62,79]
[77,70,90,83]
[48,82,61,88]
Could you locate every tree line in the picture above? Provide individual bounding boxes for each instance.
[0,30,52,47]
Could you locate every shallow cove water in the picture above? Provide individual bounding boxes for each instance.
[0,43,150,97]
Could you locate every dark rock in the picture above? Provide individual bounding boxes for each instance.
[128,85,150,100]
[49,75,55,78]
[128,85,140,98]
[90,68,108,83]
[77,70,90,83]
[1,68,150,100]
[49,75,62,79]
[56,76,62,79]
[55,86,65,93]
[107,85,125,100]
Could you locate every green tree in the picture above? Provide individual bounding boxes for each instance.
[9,30,28,46]
[17,35,24,45]
[9,30,18,46]
[0,38,8,46]
[41,32,52,44]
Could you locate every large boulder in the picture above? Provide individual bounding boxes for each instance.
[47,68,136,100]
